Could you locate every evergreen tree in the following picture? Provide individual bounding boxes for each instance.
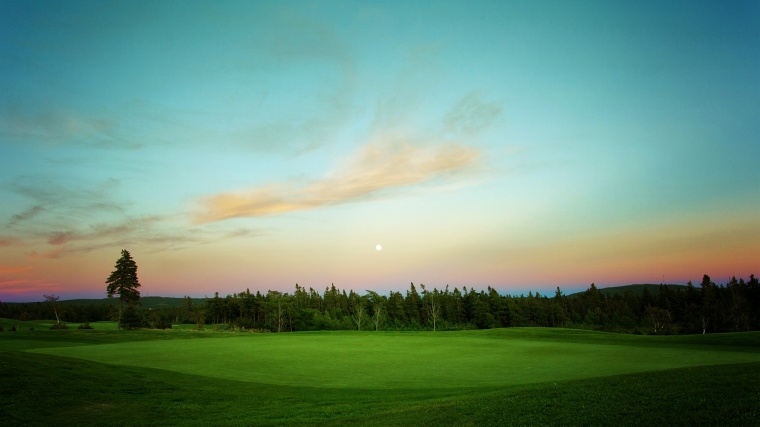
[386,291,406,325]
[748,275,760,329]
[324,284,342,318]
[208,292,222,324]
[405,283,422,326]
[105,249,141,329]
[447,287,465,324]
[699,274,717,334]
[488,287,509,327]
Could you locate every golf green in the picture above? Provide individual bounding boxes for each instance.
[30,329,760,389]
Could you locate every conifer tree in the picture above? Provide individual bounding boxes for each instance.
[106,249,141,329]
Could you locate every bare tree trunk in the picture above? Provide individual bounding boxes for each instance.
[426,293,441,331]
[44,294,62,326]
[372,304,382,331]
[351,303,365,331]
[276,300,285,333]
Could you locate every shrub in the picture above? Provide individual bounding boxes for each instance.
[153,318,172,330]
[0,325,4,332]
[230,317,256,330]
[148,311,172,329]
[120,305,149,330]
[50,323,68,330]
[78,322,93,330]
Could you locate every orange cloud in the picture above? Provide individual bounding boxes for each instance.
[0,279,62,295]
[0,265,32,275]
[0,236,21,247]
[48,231,77,245]
[196,139,480,223]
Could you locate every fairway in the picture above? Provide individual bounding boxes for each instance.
[29,328,760,389]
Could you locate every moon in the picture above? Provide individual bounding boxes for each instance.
[376,244,382,251]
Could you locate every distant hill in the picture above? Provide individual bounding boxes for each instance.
[569,284,689,297]
[56,296,208,308]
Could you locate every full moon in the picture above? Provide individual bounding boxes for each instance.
[376,244,382,251]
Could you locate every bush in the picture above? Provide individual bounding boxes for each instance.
[50,322,68,330]
[148,311,172,329]
[78,322,93,330]
[0,325,4,332]
[153,318,172,330]
[120,305,149,330]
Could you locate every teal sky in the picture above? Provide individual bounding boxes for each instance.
[1,0,758,301]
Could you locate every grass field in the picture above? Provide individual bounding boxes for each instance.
[2,321,759,426]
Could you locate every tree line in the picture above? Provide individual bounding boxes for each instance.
[194,274,760,334]
[2,274,758,335]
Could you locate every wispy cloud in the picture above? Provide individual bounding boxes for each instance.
[31,216,168,258]
[445,92,503,136]
[196,137,480,223]
[0,278,62,295]
[9,176,125,216]
[27,214,257,259]
[8,205,44,226]
[4,171,258,260]
[47,231,77,246]
[0,104,141,150]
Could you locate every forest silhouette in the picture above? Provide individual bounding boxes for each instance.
[3,274,758,335]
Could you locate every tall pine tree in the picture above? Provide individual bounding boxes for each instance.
[106,249,141,329]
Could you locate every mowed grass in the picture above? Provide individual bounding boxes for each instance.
[28,329,760,389]
[2,324,760,426]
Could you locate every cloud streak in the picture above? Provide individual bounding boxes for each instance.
[196,138,480,223]
[8,205,44,226]
[27,214,258,260]
[0,104,141,150]
[0,236,22,247]
[445,92,503,136]
[30,216,173,258]
[0,278,62,295]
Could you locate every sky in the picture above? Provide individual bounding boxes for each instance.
[1,0,758,302]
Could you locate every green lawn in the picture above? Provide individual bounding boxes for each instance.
[28,329,760,388]
[2,323,759,425]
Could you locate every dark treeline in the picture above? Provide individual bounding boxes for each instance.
[2,274,758,335]
[0,302,113,325]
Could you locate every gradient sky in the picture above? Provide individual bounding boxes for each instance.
[1,0,758,302]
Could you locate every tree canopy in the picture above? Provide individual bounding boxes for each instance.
[106,249,141,306]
